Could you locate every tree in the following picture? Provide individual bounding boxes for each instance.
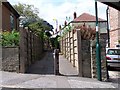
[14,3,54,40]
[13,3,39,26]
[13,3,53,31]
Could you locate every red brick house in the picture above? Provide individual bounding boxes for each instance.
[109,7,120,48]
[0,1,20,32]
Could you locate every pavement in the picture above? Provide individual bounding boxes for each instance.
[0,51,119,89]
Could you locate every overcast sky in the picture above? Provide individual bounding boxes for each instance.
[7,0,107,30]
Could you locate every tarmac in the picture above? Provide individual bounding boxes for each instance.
[0,51,119,89]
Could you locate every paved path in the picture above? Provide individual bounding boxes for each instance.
[26,51,78,76]
[0,71,117,88]
[26,52,54,75]
[0,52,119,88]
[59,55,78,76]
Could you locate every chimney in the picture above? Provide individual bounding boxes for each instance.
[64,21,67,26]
[74,12,77,19]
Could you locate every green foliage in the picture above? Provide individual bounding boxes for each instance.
[0,30,20,47]
[13,3,40,26]
[13,3,39,19]
[50,35,60,49]
[61,24,73,38]
[54,36,60,49]
[28,20,53,38]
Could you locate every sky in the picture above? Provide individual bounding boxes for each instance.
[7,0,107,30]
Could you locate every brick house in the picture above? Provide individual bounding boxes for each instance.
[109,7,120,48]
[0,0,20,32]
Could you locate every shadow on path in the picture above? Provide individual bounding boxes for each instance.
[26,51,54,75]
[26,50,78,76]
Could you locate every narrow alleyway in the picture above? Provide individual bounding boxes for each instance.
[26,51,54,74]
[26,51,78,76]
[59,55,78,76]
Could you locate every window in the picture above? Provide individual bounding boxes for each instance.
[107,49,120,55]
[10,14,14,30]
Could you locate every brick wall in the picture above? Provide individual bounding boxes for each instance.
[109,7,120,48]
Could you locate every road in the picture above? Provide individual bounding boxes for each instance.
[108,68,120,86]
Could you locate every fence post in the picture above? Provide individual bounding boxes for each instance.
[76,30,83,77]
[54,49,59,75]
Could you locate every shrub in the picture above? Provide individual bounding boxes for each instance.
[0,30,20,47]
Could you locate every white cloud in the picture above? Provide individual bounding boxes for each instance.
[8,0,107,30]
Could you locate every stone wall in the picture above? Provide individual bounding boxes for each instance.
[81,40,91,78]
[2,47,19,72]
[91,39,108,81]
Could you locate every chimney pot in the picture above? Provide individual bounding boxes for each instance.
[64,21,67,26]
[74,12,77,19]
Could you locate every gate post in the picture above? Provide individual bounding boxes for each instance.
[54,49,59,75]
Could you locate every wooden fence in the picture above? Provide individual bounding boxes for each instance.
[60,25,96,70]
[60,30,81,72]
[60,24,108,81]
[19,27,43,73]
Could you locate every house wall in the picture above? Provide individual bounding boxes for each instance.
[2,3,19,31]
[109,7,120,48]
[2,3,10,31]
[72,22,107,33]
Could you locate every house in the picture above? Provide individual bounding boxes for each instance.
[109,7,120,48]
[61,13,107,40]
[0,0,20,32]
[71,13,107,34]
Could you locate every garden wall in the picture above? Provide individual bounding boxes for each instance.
[2,47,19,72]
[91,39,108,81]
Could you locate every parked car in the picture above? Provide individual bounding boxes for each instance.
[106,48,120,68]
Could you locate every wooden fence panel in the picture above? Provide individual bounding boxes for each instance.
[19,27,43,73]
